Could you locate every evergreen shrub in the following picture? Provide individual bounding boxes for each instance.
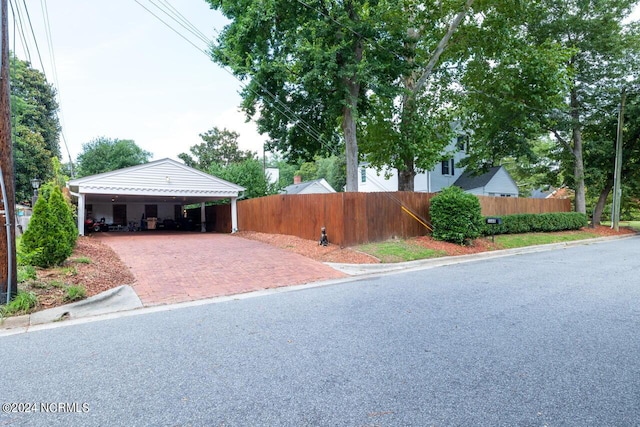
[430,186,483,244]
[21,183,78,268]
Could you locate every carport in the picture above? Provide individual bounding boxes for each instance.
[67,158,245,236]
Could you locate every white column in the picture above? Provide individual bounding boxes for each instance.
[231,197,238,233]
[200,202,206,232]
[77,193,85,236]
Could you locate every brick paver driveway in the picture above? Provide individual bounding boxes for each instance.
[97,232,346,306]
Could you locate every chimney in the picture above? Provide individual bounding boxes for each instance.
[294,175,302,184]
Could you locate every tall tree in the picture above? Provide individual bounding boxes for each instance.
[206,0,397,191]
[178,127,253,169]
[361,0,474,191]
[461,0,639,214]
[75,137,151,177]
[10,55,61,202]
[210,158,275,199]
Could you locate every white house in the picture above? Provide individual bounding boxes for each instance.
[452,166,519,197]
[358,136,518,197]
[67,158,245,235]
[283,177,336,194]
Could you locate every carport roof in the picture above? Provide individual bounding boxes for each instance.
[67,158,245,204]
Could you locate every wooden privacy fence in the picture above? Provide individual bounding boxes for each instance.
[237,192,571,247]
[477,195,570,216]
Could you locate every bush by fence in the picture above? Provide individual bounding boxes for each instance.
[431,187,483,244]
[237,192,572,247]
[481,212,588,236]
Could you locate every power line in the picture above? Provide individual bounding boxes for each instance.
[134,0,340,158]
[20,0,45,72]
[40,0,75,173]
[9,0,31,63]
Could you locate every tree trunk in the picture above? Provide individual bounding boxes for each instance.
[396,0,473,192]
[398,157,416,191]
[591,178,613,227]
[570,88,586,214]
[343,96,359,192]
[341,33,363,192]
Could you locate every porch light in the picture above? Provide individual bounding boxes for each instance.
[31,177,41,207]
[30,177,41,190]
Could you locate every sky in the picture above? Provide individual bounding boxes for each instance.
[9,0,266,164]
[9,1,640,167]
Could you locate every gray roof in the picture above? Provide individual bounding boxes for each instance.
[283,179,333,195]
[453,166,502,190]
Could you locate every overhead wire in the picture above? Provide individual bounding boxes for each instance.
[134,0,337,158]
[40,0,75,175]
[20,0,45,73]
[9,0,31,63]
[135,0,331,151]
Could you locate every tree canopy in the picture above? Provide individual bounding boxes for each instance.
[75,137,152,177]
[10,55,61,202]
[178,127,253,169]
[207,0,401,191]
[206,0,640,207]
[460,0,640,213]
[179,126,273,198]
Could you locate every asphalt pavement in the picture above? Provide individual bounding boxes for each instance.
[0,236,638,426]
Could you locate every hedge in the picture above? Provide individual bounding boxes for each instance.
[481,212,588,236]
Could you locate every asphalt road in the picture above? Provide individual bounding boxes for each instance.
[1,237,639,426]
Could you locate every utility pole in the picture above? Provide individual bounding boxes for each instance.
[0,0,17,303]
[611,87,626,232]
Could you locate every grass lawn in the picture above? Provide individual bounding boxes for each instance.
[492,230,600,249]
[356,229,609,261]
[357,241,447,263]
[618,221,640,231]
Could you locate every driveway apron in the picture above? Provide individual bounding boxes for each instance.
[96,232,346,306]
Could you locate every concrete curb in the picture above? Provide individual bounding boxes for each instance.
[325,233,638,276]
[0,285,142,332]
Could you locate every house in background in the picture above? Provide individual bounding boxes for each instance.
[453,166,518,197]
[359,136,519,197]
[283,176,336,195]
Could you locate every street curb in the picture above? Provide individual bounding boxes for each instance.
[0,285,142,333]
[325,233,639,276]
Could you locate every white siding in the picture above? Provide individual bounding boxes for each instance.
[70,159,244,196]
[360,139,468,192]
[299,182,332,194]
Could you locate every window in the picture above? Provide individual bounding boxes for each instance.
[361,168,367,183]
[441,159,455,176]
[441,160,450,175]
[145,204,158,219]
[456,135,469,152]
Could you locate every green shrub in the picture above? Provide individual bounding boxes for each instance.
[1,291,38,317]
[430,186,483,244]
[64,285,86,302]
[482,212,588,235]
[16,239,42,267]
[20,184,78,268]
